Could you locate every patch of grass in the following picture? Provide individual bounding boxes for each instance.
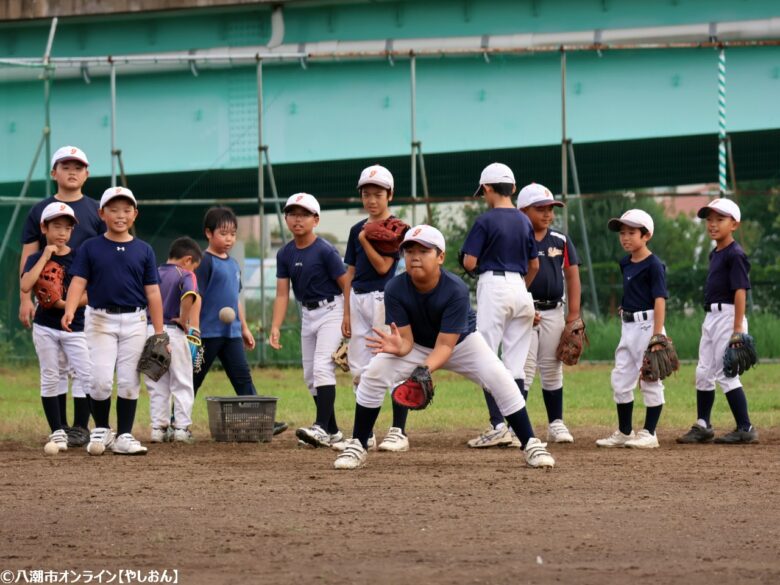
[2,363,778,443]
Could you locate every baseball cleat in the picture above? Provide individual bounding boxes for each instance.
[714,426,759,444]
[332,432,377,452]
[273,421,289,436]
[333,438,367,470]
[86,427,115,456]
[547,419,574,443]
[467,424,512,448]
[624,429,660,449]
[378,427,409,452]
[48,429,69,452]
[524,438,555,468]
[173,428,194,443]
[676,424,715,444]
[596,429,635,448]
[295,425,331,448]
[150,427,169,443]
[111,433,148,455]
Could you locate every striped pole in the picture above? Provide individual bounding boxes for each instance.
[718,48,727,194]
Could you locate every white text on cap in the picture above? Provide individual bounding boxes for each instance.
[51,146,89,169]
[284,193,321,215]
[100,186,137,209]
[357,165,394,191]
[401,224,446,253]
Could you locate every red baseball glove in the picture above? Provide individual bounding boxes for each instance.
[392,366,435,410]
[362,217,410,255]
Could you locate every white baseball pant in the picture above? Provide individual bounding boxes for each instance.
[476,271,536,379]
[145,324,195,428]
[32,324,92,398]
[524,304,565,390]
[610,310,665,407]
[85,308,147,400]
[348,290,388,382]
[301,296,344,395]
[356,332,526,415]
[696,303,747,393]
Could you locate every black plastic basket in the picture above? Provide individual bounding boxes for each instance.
[206,396,278,442]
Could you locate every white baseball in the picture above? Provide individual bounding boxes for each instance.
[43,441,59,456]
[219,306,236,323]
[87,442,105,456]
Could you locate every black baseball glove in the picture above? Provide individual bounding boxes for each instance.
[137,332,171,382]
[723,333,758,378]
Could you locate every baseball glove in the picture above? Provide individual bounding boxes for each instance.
[458,251,477,279]
[555,318,588,366]
[391,365,435,410]
[723,333,758,378]
[64,425,90,448]
[137,332,171,382]
[332,339,350,372]
[640,334,680,382]
[187,327,204,374]
[363,217,410,255]
[34,260,65,309]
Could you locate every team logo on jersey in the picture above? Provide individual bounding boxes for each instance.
[294,262,303,267]
[116,246,125,252]
[547,247,563,258]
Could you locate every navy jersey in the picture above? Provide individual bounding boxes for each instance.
[155,263,199,326]
[70,236,158,309]
[23,251,85,332]
[344,218,400,293]
[704,241,751,305]
[22,195,105,250]
[619,254,668,313]
[276,237,346,304]
[384,269,477,349]
[195,252,242,338]
[528,229,581,302]
[460,208,538,275]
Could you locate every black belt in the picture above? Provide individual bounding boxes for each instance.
[303,296,336,310]
[621,310,648,323]
[102,305,146,314]
[534,300,562,311]
[352,288,378,295]
[704,303,732,312]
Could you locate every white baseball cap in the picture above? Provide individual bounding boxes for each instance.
[40,201,78,224]
[100,186,137,208]
[51,145,89,169]
[516,182,564,209]
[608,209,655,236]
[697,198,741,222]
[401,224,446,253]
[357,164,394,191]
[475,162,515,196]
[284,193,320,215]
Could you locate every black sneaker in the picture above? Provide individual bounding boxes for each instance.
[714,426,759,444]
[64,425,90,447]
[273,421,288,436]
[676,425,715,444]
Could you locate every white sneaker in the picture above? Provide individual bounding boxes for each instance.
[111,433,148,456]
[596,429,635,448]
[332,433,378,452]
[48,429,68,452]
[547,419,574,443]
[86,427,115,456]
[173,428,194,444]
[378,427,409,452]
[624,429,660,449]
[333,439,367,470]
[150,427,168,443]
[467,424,512,448]
[295,425,331,448]
[524,438,555,468]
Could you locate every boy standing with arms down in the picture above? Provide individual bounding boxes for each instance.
[340,165,410,452]
[270,194,349,448]
[19,146,105,443]
[147,237,202,444]
[459,163,540,449]
[63,187,165,455]
[518,183,582,443]
[597,209,668,449]
[21,203,91,453]
[677,199,758,444]
[333,225,554,470]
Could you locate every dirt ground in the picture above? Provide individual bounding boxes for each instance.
[1,428,779,585]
